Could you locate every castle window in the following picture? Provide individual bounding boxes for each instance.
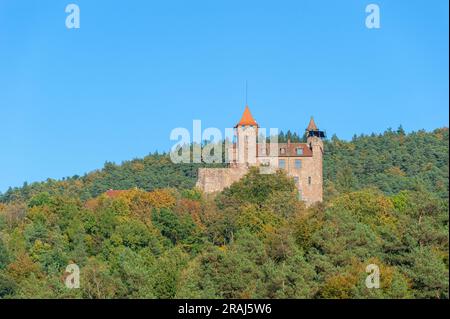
[308,176,312,185]
[280,148,286,155]
[278,159,286,169]
[294,176,299,185]
[295,159,302,168]
[296,148,304,155]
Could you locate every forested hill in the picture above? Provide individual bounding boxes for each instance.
[0,127,448,299]
[324,127,449,199]
[1,127,448,203]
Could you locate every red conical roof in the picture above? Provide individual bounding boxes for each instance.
[306,116,318,131]
[236,105,258,127]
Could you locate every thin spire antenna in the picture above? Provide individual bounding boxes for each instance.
[245,81,248,105]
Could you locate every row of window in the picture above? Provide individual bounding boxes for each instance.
[279,159,302,169]
[293,176,312,186]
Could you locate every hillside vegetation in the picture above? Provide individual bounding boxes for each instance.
[0,127,448,298]
[1,127,447,203]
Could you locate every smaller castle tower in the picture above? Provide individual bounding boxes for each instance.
[234,105,259,166]
[303,117,324,203]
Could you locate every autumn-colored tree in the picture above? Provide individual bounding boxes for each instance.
[0,128,447,299]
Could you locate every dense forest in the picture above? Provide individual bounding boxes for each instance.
[0,127,448,298]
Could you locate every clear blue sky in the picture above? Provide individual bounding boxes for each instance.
[0,0,448,192]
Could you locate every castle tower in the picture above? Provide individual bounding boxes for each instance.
[305,116,324,203]
[234,105,258,166]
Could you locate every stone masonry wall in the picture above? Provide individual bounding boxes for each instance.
[196,167,249,193]
[196,137,323,206]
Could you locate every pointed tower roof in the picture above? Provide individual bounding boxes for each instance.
[306,116,318,131]
[235,105,258,127]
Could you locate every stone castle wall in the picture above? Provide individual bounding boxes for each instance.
[196,139,323,205]
[294,149,323,204]
[196,166,249,193]
[196,137,323,206]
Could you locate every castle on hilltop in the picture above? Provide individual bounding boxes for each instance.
[196,105,325,206]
